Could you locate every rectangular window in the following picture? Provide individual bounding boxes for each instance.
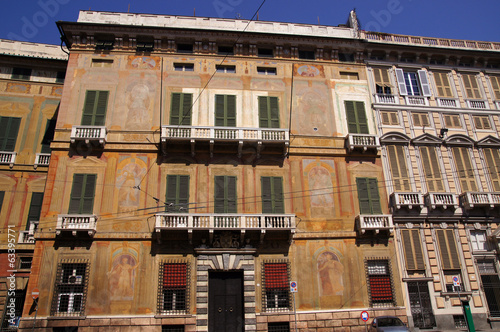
[436,229,461,270]
[95,40,113,50]
[484,148,500,191]
[298,50,315,60]
[177,43,193,53]
[91,59,113,68]
[81,90,109,126]
[258,96,280,128]
[136,42,154,52]
[356,178,382,214]
[477,260,500,317]
[258,48,274,58]
[339,53,354,62]
[381,111,399,126]
[387,145,410,192]
[68,174,97,214]
[173,63,194,72]
[214,176,237,213]
[419,146,444,192]
[444,114,462,128]
[263,261,290,311]
[373,68,392,95]
[462,73,482,99]
[0,289,25,327]
[470,230,489,251]
[412,113,430,127]
[489,75,500,100]
[41,118,56,154]
[433,72,453,97]
[218,46,234,55]
[19,256,33,270]
[165,175,189,212]
[473,115,491,130]
[56,71,66,84]
[215,95,236,127]
[340,72,359,80]
[452,147,477,192]
[170,93,192,126]
[345,101,368,134]
[366,260,395,307]
[51,261,89,316]
[395,69,431,97]
[0,116,21,152]
[401,229,425,271]
[257,67,277,75]
[12,67,32,80]
[26,192,44,230]
[261,177,284,214]
[159,262,189,314]
[215,65,236,74]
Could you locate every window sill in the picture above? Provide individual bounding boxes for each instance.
[48,315,86,320]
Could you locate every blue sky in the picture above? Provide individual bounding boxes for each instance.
[1,0,499,45]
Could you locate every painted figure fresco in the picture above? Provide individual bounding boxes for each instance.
[308,166,334,207]
[126,83,152,130]
[116,159,147,210]
[317,251,344,296]
[108,254,139,300]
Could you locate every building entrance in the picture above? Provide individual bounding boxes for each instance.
[208,271,244,332]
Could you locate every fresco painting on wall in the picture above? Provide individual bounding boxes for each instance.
[126,82,153,130]
[108,250,139,301]
[294,85,332,136]
[317,251,344,296]
[303,160,336,219]
[116,157,147,213]
[294,64,325,77]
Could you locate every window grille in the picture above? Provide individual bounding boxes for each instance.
[19,256,33,270]
[158,261,189,314]
[262,260,291,312]
[366,259,395,307]
[268,322,290,332]
[453,315,467,329]
[51,260,89,316]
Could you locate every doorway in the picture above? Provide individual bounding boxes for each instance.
[208,271,244,332]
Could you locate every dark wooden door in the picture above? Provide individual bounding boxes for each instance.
[209,271,244,332]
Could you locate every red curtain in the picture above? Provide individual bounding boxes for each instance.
[163,263,186,288]
[265,263,288,289]
[369,275,393,301]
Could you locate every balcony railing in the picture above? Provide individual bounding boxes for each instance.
[424,192,459,210]
[162,125,289,142]
[346,134,380,152]
[437,98,459,108]
[70,126,107,145]
[466,100,488,109]
[34,153,51,168]
[56,214,97,236]
[18,222,38,244]
[356,215,393,234]
[460,192,500,210]
[390,192,424,210]
[374,94,398,104]
[405,96,429,106]
[0,151,16,167]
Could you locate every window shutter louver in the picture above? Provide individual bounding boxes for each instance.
[345,101,358,133]
[261,177,273,213]
[273,177,284,213]
[434,72,453,97]
[345,101,368,134]
[227,176,237,213]
[214,176,225,213]
[357,178,381,214]
[215,95,225,126]
[166,175,178,208]
[181,94,192,126]
[81,91,108,126]
[69,174,96,214]
[259,96,280,128]
[27,192,44,230]
[452,147,477,192]
[170,93,181,125]
[484,148,500,191]
[412,229,425,270]
[381,112,390,125]
[437,229,460,270]
[395,68,408,96]
[368,178,382,214]
[82,174,96,213]
[261,176,284,214]
[0,117,21,152]
[420,146,444,192]
[388,145,410,192]
[226,95,236,127]
[94,91,108,126]
[402,229,425,271]
[462,74,482,99]
[68,174,84,214]
[166,175,190,211]
[178,176,190,209]
[490,75,500,100]
[402,230,415,270]
[214,176,237,213]
[0,191,4,212]
[215,95,236,127]
[355,101,369,134]
[418,70,432,97]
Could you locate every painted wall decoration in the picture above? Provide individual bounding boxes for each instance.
[127,56,159,69]
[125,81,153,130]
[108,249,139,301]
[115,157,147,212]
[294,64,325,77]
[303,159,336,218]
[317,251,344,296]
[293,84,333,136]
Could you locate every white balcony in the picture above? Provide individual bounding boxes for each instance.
[70,126,107,145]
[346,134,380,152]
[390,192,424,210]
[18,222,38,244]
[0,151,16,167]
[405,96,429,106]
[424,192,459,210]
[161,125,289,157]
[356,215,393,234]
[466,100,488,109]
[374,94,398,104]
[437,98,459,108]
[460,192,500,210]
[34,153,51,168]
[56,214,97,236]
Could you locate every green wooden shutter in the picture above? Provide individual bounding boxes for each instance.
[259,96,280,128]
[215,95,236,127]
[402,229,425,271]
[214,176,237,213]
[452,147,477,192]
[166,175,190,211]
[81,90,109,126]
[261,176,284,214]
[345,101,368,134]
[357,178,381,214]
[484,148,500,191]
[170,93,192,125]
[437,229,461,269]
[26,192,44,230]
[0,117,21,152]
[68,174,96,214]
[226,176,237,213]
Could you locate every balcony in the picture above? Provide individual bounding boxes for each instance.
[390,192,424,210]
[70,126,107,145]
[56,214,97,236]
[155,213,296,244]
[0,152,16,167]
[356,215,393,234]
[460,192,500,210]
[437,98,459,108]
[34,153,51,168]
[161,125,289,157]
[18,222,38,244]
[346,134,380,153]
[424,192,459,210]
[466,100,488,109]
[405,96,429,106]
[373,94,398,104]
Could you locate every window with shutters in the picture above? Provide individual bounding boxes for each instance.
[461,73,482,99]
[436,229,461,270]
[433,72,454,97]
[366,260,395,307]
[473,115,491,130]
[11,67,32,80]
[166,175,189,212]
[261,177,284,214]
[356,178,382,214]
[401,229,425,271]
[477,260,500,317]
[452,147,477,192]
[81,90,109,126]
[372,68,392,95]
[215,95,236,127]
[26,192,43,230]
[51,261,89,316]
[387,145,410,192]
[443,114,462,128]
[263,261,291,311]
[419,146,444,192]
[158,261,189,314]
[170,93,192,126]
[483,148,500,191]
[41,118,56,154]
[381,111,399,125]
[68,174,97,214]
[395,69,432,97]
[214,176,237,213]
[470,230,489,251]
[412,113,430,127]
[489,75,500,100]
[259,96,280,128]
[0,116,21,152]
[345,101,368,134]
